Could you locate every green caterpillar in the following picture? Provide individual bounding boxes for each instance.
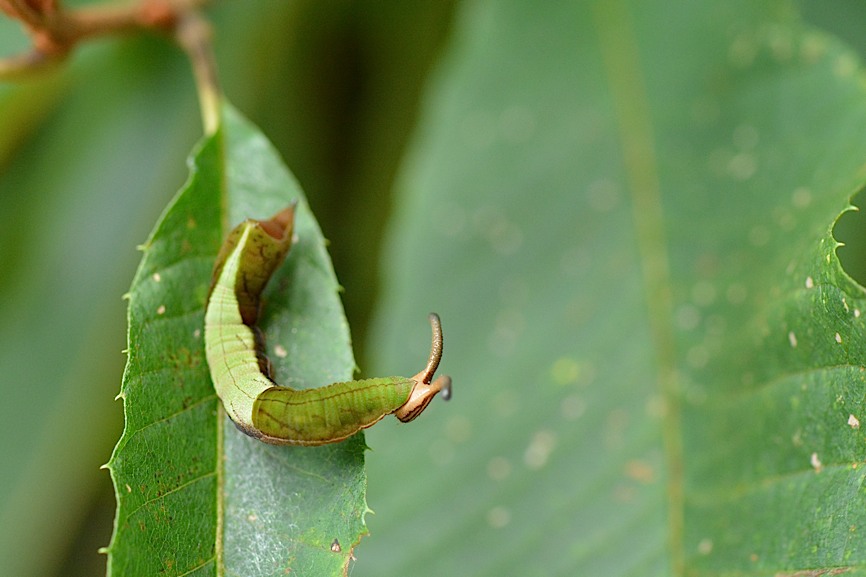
[204,204,451,445]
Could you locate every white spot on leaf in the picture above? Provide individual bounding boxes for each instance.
[524,430,556,469]
[729,153,757,181]
[487,506,511,529]
[834,53,857,77]
[805,277,814,289]
[849,414,860,429]
[445,415,472,443]
[274,344,288,358]
[550,357,581,385]
[157,305,166,315]
[487,457,512,481]
[788,331,798,348]
[560,394,586,420]
[791,187,812,208]
[645,395,667,419]
[624,460,655,484]
[792,429,803,447]
[800,34,827,63]
[810,452,823,473]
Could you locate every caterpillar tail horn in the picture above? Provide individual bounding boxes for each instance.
[394,313,452,423]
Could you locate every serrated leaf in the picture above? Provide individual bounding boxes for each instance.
[359,1,866,576]
[106,104,365,576]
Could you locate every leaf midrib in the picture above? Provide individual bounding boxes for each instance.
[593,1,684,574]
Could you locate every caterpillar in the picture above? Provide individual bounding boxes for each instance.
[204,204,451,445]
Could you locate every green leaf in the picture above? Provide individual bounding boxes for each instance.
[359,1,866,576]
[105,104,365,576]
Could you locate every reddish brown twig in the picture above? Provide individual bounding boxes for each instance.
[0,0,207,78]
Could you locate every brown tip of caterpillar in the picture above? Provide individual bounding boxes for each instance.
[259,202,297,240]
[419,312,443,384]
[394,374,452,422]
[394,314,451,422]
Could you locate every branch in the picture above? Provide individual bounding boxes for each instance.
[0,48,55,80]
[0,0,208,80]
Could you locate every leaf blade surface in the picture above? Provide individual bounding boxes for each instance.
[360,2,866,576]
[107,105,365,577]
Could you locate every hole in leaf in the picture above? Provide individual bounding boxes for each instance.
[834,187,866,287]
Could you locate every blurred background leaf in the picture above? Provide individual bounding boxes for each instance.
[360,1,866,576]
[5,0,866,576]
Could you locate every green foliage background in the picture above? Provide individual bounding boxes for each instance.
[4,0,866,576]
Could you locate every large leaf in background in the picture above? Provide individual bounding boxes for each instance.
[106,105,365,576]
[360,1,866,575]
[0,38,200,577]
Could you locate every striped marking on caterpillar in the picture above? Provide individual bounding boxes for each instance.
[204,204,451,445]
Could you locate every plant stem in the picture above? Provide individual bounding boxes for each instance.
[174,9,220,135]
